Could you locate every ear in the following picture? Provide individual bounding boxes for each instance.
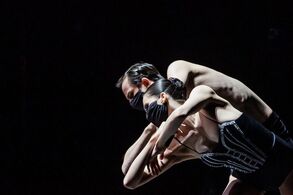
[141,77,152,88]
[159,92,168,104]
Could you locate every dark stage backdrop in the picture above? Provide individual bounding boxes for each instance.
[1,0,292,195]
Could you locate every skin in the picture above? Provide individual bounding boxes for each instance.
[120,60,275,194]
[122,123,157,175]
[122,121,199,189]
[123,84,269,193]
[123,85,292,194]
[223,176,266,195]
[121,60,272,123]
[166,60,272,123]
[120,60,290,194]
[121,77,154,102]
[149,85,292,195]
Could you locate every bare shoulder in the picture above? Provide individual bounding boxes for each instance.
[168,60,198,72]
[167,60,213,77]
[167,60,202,83]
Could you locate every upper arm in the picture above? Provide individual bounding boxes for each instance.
[176,85,216,116]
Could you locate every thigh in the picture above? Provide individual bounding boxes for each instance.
[223,175,265,195]
[279,170,293,195]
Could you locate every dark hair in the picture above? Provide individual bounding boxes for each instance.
[115,62,164,88]
[145,78,186,100]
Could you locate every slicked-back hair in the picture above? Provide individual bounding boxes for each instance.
[116,62,164,88]
[145,78,186,100]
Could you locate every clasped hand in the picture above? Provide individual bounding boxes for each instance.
[146,122,168,174]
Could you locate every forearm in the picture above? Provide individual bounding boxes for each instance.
[156,110,186,149]
[123,140,155,189]
[122,124,156,174]
[123,132,197,189]
[123,140,181,189]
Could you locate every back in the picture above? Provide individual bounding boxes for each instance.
[167,60,272,123]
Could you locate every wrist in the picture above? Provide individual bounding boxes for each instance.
[144,123,157,135]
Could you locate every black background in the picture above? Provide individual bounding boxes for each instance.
[1,0,293,194]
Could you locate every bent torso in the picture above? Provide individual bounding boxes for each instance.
[169,103,243,156]
[186,65,272,123]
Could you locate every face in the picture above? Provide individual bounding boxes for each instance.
[142,94,160,111]
[142,93,170,127]
[121,77,140,102]
[121,77,155,111]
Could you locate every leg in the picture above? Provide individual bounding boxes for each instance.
[223,175,265,195]
[279,170,293,195]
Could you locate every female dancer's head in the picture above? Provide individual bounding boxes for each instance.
[143,78,185,127]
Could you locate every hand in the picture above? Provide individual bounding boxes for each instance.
[151,142,166,160]
[146,155,164,176]
[149,122,167,160]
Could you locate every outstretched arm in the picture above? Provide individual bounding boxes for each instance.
[122,123,157,175]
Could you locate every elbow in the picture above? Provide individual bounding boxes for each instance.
[169,60,196,70]
[121,157,130,175]
[168,60,187,71]
[121,165,127,175]
[123,177,138,190]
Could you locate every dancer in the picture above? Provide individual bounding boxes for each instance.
[123,79,293,194]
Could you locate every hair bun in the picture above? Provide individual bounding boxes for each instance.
[169,77,184,88]
[168,77,186,99]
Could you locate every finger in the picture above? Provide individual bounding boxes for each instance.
[146,152,153,174]
[153,160,157,175]
[150,165,153,175]
[156,160,161,175]
[147,163,151,174]
[151,161,156,175]
[149,158,159,176]
[153,143,165,156]
[156,156,162,175]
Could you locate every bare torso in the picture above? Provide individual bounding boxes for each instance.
[168,61,272,123]
[169,103,242,157]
